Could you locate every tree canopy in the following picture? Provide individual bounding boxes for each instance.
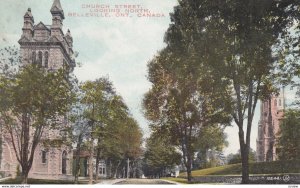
[0,63,74,183]
[144,0,300,183]
[276,109,300,160]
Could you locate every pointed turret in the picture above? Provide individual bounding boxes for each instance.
[50,0,64,40]
[21,8,34,40]
[50,0,64,19]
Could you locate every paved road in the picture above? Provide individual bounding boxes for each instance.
[114,178,176,184]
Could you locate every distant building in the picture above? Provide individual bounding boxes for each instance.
[256,89,285,162]
[0,0,75,180]
[73,150,107,178]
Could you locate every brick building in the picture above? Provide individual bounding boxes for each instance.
[0,0,75,180]
[256,89,285,162]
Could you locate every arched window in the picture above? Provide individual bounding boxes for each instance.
[62,151,67,174]
[279,99,281,106]
[38,51,43,67]
[274,99,277,107]
[32,51,36,64]
[63,59,66,70]
[44,51,49,68]
[41,150,47,164]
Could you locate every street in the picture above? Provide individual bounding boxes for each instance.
[113,179,176,184]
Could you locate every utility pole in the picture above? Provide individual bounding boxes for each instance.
[88,120,95,184]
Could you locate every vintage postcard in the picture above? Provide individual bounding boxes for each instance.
[0,0,299,186]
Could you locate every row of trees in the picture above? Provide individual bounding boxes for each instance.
[143,0,300,183]
[0,46,143,184]
[72,78,143,183]
[142,124,227,178]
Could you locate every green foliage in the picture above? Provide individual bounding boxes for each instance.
[143,132,181,177]
[0,178,77,184]
[277,109,300,160]
[76,78,143,179]
[16,165,21,177]
[0,63,75,183]
[194,126,228,169]
[196,126,228,152]
[160,0,300,183]
[228,149,256,164]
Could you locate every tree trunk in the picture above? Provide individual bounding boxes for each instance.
[88,137,94,184]
[0,130,2,168]
[21,169,29,184]
[127,158,130,179]
[238,127,249,184]
[186,154,192,182]
[95,146,101,181]
[241,146,249,184]
[113,161,121,178]
[74,134,82,184]
[20,114,30,184]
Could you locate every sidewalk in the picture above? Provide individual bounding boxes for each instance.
[95,178,125,185]
[159,179,183,185]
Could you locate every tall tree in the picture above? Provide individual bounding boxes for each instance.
[80,77,116,184]
[276,109,300,160]
[143,131,181,178]
[159,0,300,183]
[143,46,232,182]
[194,125,228,169]
[0,64,74,183]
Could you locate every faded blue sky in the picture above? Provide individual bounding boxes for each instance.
[0,0,296,156]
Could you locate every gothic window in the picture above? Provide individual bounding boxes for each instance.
[44,51,49,68]
[38,51,43,67]
[42,150,47,164]
[274,99,277,107]
[62,151,67,174]
[279,99,281,106]
[63,59,66,70]
[32,51,36,64]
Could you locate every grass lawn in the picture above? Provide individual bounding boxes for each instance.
[161,177,188,184]
[180,163,241,176]
[179,160,300,177]
[0,178,83,184]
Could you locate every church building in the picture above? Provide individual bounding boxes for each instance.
[0,0,75,180]
[256,89,285,162]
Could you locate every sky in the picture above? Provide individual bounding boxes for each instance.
[0,0,296,156]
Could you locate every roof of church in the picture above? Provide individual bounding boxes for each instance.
[34,22,50,31]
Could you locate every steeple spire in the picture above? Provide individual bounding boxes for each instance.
[50,0,64,40]
[50,0,64,19]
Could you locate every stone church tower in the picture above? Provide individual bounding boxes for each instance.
[0,0,75,180]
[19,0,75,71]
[256,89,285,162]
